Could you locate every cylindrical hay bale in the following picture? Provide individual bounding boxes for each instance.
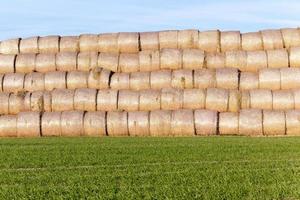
[0,54,15,73]
[267,49,288,68]
[56,52,77,71]
[171,69,193,89]
[160,48,182,70]
[128,111,150,136]
[140,32,159,51]
[194,109,217,135]
[77,52,98,71]
[59,36,79,52]
[228,90,241,112]
[178,29,198,49]
[205,52,225,69]
[66,71,88,89]
[3,73,24,93]
[289,47,300,68]
[0,93,10,114]
[74,88,97,111]
[107,111,128,136]
[19,37,38,53]
[15,53,36,73]
[0,115,17,137]
[261,29,284,50]
[98,52,119,72]
[259,68,280,90]
[139,89,161,111]
[171,109,195,136]
[43,91,51,112]
[194,69,216,89]
[246,50,267,72]
[41,112,61,137]
[220,31,241,52]
[182,49,204,70]
[24,72,45,92]
[35,53,56,72]
[79,34,98,52]
[263,110,286,135]
[239,109,263,135]
[159,30,178,49]
[225,51,246,70]
[241,91,250,109]
[241,32,263,51]
[51,89,74,111]
[110,73,130,90]
[272,90,294,110]
[44,71,66,91]
[61,111,84,137]
[206,88,229,112]
[88,68,110,89]
[119,53,139,73]
[219,112,239,135]
[118,32,139,53]
[216,68,239,89]
[149,110,172,136]
[240,72,258,90]
[250,89,272,110]
[98,33,119,53]
[198,30,220,53]
[0,38,19,54]
[83,111,106,136]
[150,70,172,89]
[161,88,183,110]
[8,93,24,114]
[286,110,300,136]
[281,28,300,48]
[139,50,160,72]
[30,91,44,112]
[183,89,205,109]
[38,35,59,53]
[17,111,40,137]
[96,89,118,111]
[23,92,31,112]
[130,72,150,90]
[118,90,139,111]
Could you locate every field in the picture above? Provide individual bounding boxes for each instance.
[0,137,300,199]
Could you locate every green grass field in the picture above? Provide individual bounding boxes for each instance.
[0,137,300,199]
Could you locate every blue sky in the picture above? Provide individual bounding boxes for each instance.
[0,0,299,40]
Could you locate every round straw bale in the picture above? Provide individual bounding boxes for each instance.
[289,47,300,68]
[119,53,139,73]
[225,51,246,70]
[281,28,300,48]
[178,29,199,49]
[38,35,59,53]
[43,91,51,112]
[79,34,98,52]
[96,89,118,111]
[220,31,241,52]
[228,90,241,112]
[15,53,36,73]
[182,49,204,70]
[198,30,220,53]
[206,88,229,112]
[110,73,130,90]
[239,109,263,135]
[280,68,300,89]
[171,69,193,89]
[41,112,61,137]
[272,90,294,110]
[216,68,239,89]
[17,111,41,137]
[205,52,225,69]
[0,54,15,73]
[19,37,38,53]
[183,89,205,109]
[98,33,119,53]
[0,38,19,54]
[286,110,300,136]
[194,109,217,135]
[258,68,280,90]
[23,92,31,111]
[0,115,17,137]
[35,53,56,72]
[261,29,284,50]
[171,109,195,136]
[150,70,172,89]
[160,48,182,70]
[61,111,84,137]
[219,112,239,135]
[107,111,128,136]
[239,72,258,90]
[118,32,139,53]
[159,30,178,49]
[74,88,97,111]
[77,52,98,71]
[3,73,24,93]
[249,89,272,110]
[59,36,79,52]
[241,91,250,109]
[56,52,77,71]
[24,72,45,92]
[246,50,267,72]
[161,88,183,110]
[241,32,263,51]
[30,91,44,112]
[98,52,119,72]
[194,69,216,89]
[263,110,286,135]
[44,71,66,91]
[8,93,24,114]
[149,110,172,136]
[128,111,150,136]
[88,68,110,89]
[139,50,160,72]
[118,90,139,111]
[140,32,159,51]
[0,93,9,114]
[129,72,150,90]
[51,89,74,111]
[267,49,288,68]
[66,71,88,89]
[83,111,106,136]
[139,89,161,111]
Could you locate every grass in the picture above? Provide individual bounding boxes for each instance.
[0,137,300,199]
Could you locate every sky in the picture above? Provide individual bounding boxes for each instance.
[0,0,299,40]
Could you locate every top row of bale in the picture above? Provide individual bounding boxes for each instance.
[1,28,300,54]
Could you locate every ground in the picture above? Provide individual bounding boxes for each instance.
[0,137,300,199]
